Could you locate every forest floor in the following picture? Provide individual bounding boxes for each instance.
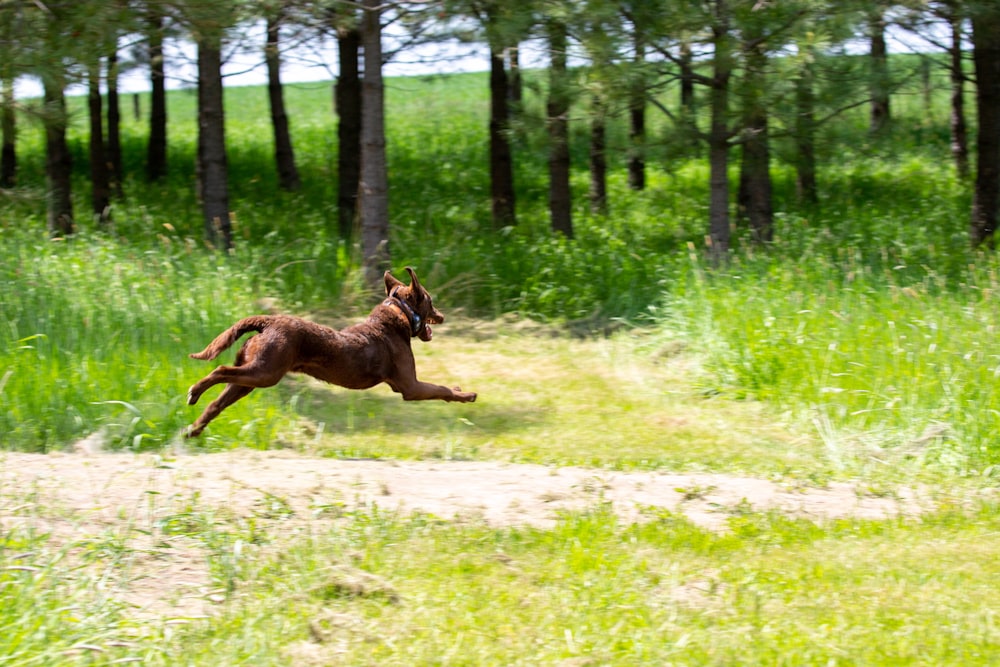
[1,448,932,620]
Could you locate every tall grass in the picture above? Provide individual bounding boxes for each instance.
[672,252,1000,472]
[3,63,998,469]
[0,528,138,664]
[657,156,1000,471]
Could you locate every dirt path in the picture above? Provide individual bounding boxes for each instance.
[0,450,928,618]
[1,449,925,531]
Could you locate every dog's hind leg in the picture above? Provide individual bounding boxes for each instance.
[186,384,254,438]
[187,363,285,406]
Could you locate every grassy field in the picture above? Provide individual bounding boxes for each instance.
[4,61,1000,664]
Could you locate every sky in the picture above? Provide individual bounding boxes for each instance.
[12,16,944,100]
[12,21,549,99]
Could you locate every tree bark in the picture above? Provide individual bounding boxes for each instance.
[43,75,73,236]
[679,39,698,149]
[88,63,111,222]
[970,4,1000,247]
[869,9,891,135]
[360,0,390,287]
[948,10,969,179]
[266,11,300,191]
[336,23,361,239]
[197,37,232,250]
[679,39,695,113]
[547,19,573,238]
[0,75,15,189]
[627,27,645,191]
[489,47,516,227]
[147,9,167,182]
[589,95,607,215]
[107,49,123,198]
[794,55,818,205]
[707,3,733,263]
[507,45,522,106]
[737,38,772,243]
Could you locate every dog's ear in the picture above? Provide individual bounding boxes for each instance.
[384,270,404,295]
[405,267,422,295]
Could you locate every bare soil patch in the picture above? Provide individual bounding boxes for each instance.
[1,449,928,618]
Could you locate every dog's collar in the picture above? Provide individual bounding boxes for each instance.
[384,287,424,338]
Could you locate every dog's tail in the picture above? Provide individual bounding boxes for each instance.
[189,316,271,361]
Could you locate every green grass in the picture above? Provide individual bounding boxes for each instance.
[0,530,137,665]
[3,64,999,468]
[4,60,1000,664]
[7,493,1000,666]
[236,505,1000,665]
[273,330,813,474]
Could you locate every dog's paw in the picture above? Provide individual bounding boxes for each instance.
[454,388,477,403]
[186,388,198,405]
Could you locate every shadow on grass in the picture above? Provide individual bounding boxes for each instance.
[276,377,545,437]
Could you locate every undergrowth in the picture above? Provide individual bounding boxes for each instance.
[2,67,998,473]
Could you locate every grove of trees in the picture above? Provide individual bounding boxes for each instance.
[1,0,1000,281]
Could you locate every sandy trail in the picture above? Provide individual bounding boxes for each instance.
[1,449,924,531]
[0,450,927,618]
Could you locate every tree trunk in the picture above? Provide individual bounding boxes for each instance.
[679,39,698,149]
[869,9,891,135]
[949,11,969,179]
[737,39,772,243]
[107,49,123,198]
[627,27,645,191]
[88,63,111,222]
[970,5,1000,247]
[197,37,232,251]
[266,11,300,191]
[708,4,732,263]
[679,40,695,113]
[794,55,818,205]
[489,47,516,227]
[547,19,573,238]
[43,75,73,236]
[921,57,933,118]
[336,23,361,239]
[360,0,390,288]
[147,9,167,182]
[0,75,15,189]
[589,95,607,215]
[507,45,522,107]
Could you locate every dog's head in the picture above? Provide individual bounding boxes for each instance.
[384,267,443,342]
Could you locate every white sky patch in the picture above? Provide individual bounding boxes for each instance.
[12,17,950,100]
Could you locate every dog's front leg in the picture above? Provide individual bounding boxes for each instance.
[389,378,477,403]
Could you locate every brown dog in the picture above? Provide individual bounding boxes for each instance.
[185,267,476,437]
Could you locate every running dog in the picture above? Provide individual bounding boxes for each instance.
[185,267,476,437]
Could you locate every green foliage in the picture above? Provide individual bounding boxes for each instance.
[1,62,995,472]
